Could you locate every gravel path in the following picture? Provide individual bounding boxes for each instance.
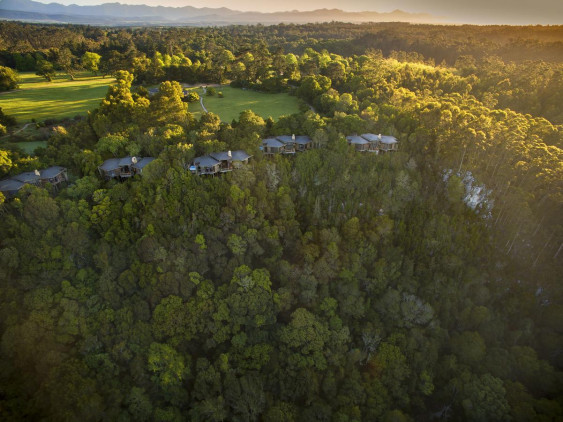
[200,96,208,113]
[200,86,208,113]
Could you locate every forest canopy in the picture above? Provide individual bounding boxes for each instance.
[0,21,562,422]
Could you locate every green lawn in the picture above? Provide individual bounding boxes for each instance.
[187,85,300,122]
[7,141,48,155]
[0,72,115,124]
[0,75,298,126]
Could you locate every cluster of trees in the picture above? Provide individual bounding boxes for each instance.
[31,49,101,81]
[0,65,19,91]
[0,48,102,82]
[0,21,562,421]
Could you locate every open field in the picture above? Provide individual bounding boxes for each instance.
[187,85,300,122]
[4,141,48,155]
[0,75,298,126]
[0,72,115,124]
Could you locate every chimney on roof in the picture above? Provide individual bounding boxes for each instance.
[34,169,40,176]
[378,134,382,140]
[292,134,295,141]
[228,150,232,158]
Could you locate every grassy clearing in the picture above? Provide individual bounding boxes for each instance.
[187,85,300,122]
[7,141,48,155]
[0,75,298,127]
[0,72,114,124]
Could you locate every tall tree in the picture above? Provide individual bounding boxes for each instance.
[81,52,102,75]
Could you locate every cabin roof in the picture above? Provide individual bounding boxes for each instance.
[194,155,220,168]
[294,135,312,145]
[346,135,370,145]
[12,171,41,183]
[231,150,251,161]
[0,178,26,192]
[99,158,121,171]
[40,166,66,179]
[118,156,135,167]
[263,138,285,148]
[360,133,380,142]
[276,135,294,144]
[379,135,398,144]
[132,157,155,170]
[210,151,232,161]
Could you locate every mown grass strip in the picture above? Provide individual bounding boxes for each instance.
[0,72,115,124]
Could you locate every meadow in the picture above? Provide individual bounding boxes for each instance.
[0,72,115,124]
[187,85,300,122]
[2,140,47,155]
[0,74,299,126]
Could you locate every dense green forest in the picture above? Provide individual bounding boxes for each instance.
[0,21,562,421]
[1,22,562,123]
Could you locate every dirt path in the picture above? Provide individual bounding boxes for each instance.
[200,96,208,113]
[1,122,33,139]
[13,123,33,135]
[199,86,209,113]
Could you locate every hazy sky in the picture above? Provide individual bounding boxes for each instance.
[31,0,563,24]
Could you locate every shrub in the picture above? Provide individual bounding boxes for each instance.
[186,91,200,102]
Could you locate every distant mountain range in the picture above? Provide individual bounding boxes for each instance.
[0,0,441,26]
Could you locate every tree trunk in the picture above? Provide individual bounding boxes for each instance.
[457,146,466,173]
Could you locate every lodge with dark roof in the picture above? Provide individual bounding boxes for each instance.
[98,156,156,180]
[191,150,252,176]
[263,133,397,155]
[346,133,398,153]
[0,166,68,198]
[262,134,313,155]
